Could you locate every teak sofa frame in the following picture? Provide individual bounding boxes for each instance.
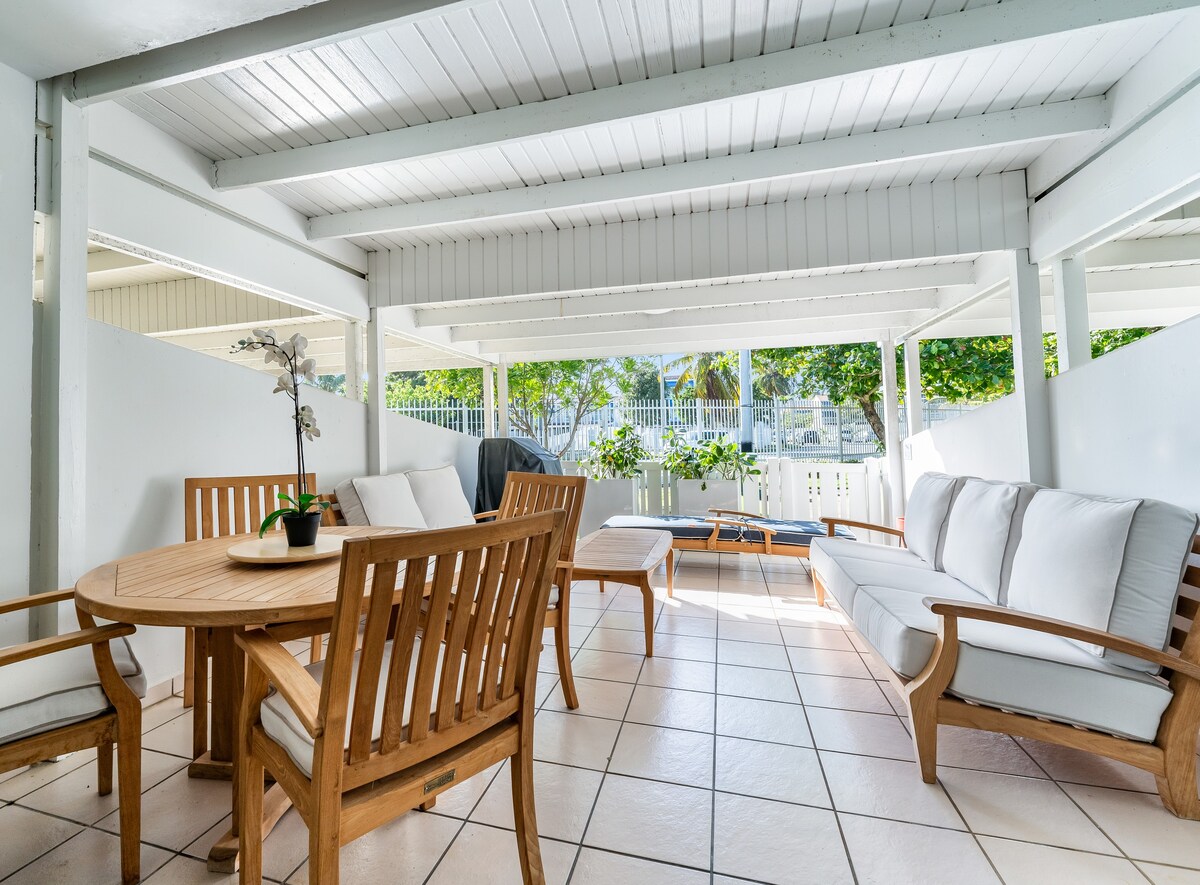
[813,518,1200,819]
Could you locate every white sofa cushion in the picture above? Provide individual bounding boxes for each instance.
[904,473,963,568]
[810,536,961,613]
[406,466,475,529]
[350,474,428,529]
[1008,491,1139,655]
[941,478,1039,603]
[333,478,370,526]
[852,585,1172,741]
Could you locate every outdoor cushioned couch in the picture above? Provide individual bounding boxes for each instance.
[332,465,476,530]
[810,473,1200,817]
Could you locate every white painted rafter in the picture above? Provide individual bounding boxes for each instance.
[1086,233,1200,268]
[213,0,1187,191]
[308,101,1107,239]
[34,249,149,281]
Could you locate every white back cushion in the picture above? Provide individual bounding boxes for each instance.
[406,465,475,528]
[351,474,428,528]
[1007,491,1139,655]
[904,473,962,568]
[333,478,369,526]
[941,479,1019,602]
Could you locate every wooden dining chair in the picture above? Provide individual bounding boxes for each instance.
[182,474,317,757]
[0,592,143,883]
[483,472,588,709]
[236,511,566,885]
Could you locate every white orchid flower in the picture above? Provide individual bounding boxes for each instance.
[272,372,296,395]
[252,328,267,339]
[299,358,318,384]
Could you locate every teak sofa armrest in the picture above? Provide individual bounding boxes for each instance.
[923,597,1200,682]
[237,627,324,738]
[0,623,136,668]
[820,516,904,539]
[474,510,499,521]
[0,588,75,617]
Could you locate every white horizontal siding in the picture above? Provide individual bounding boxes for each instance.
[380,171,1027,304]
[88,279,312,334]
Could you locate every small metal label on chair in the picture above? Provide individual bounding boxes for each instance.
[424,770,455,794]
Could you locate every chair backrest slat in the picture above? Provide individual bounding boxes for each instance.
[347,560,399,764]
[184,474,317,541]
[436,546,484,730]
[378,556,430,755]
[496,473,587,566]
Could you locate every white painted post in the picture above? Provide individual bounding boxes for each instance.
[1052,255,1091,372]
[902,338,924,436]
[1008,249,1053,485]
[739,349,753,452]
[343,320,365,401]
[497,359,510,438]
[365,306,387,475]
[482,364,496,438]
[879,339,905,524]
[32,79,89,635]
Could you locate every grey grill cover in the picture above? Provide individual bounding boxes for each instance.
[475,436,563,513]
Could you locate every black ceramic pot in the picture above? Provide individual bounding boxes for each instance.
[282,512,321,547]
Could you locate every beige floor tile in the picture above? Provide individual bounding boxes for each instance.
[3,825,172,885]
[980,836,1148,884]
[148,855,250,883]
[933,727,1048,778]
[540,675,634,720]
[656,615,718,638]
[821,752,965,828]
[532,710,621,770]
[605,596,663,615]
[715,617,781,640]
[716,695,812,746]
[568,649,644,683]
[427,823,575,885]
[184,806,312,882]
[1017,738,1158,791]
[840,815,1000,885]
[715,639,792,670]
[806,708,913,760]
[715,736,830,807]
[535,670,561,707]
[421,761,504,819]
[568,606,603,627]
[609,722,714,788]
[17,748,188,824]
[638,657,716,692]
[96,767,234,851]
[582,627,650,655]
[0,752,95,801]
[940,770,1117,854]
[1062,782,1200,867]
[583,774,712,868]
[772,603,849,629]
[570,847,709,884]
[595,610,648,632]
[778,625,855,651]
[786,646,873,679]
[0,805,83,878]
[626,684,716,732]
[142,696,192,731]
[470,760,602,842]
[141,710,197,759]
[713,793,852,885]
[794,672,892,714]
[652,632,718,662]
[716,663,800,703]
[1139,862,1200,884]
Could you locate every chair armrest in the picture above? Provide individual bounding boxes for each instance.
[923,597,1200,682]
[0,589,75,617]
[820,516,904,539]
[236,628,323,738]
[706,516,778,536]
[707,508,762,519]
[0,623,135,668]
[474,510,499,521]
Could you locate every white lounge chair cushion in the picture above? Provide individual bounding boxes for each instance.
[333,478,370,526]
[351,474,428,529]
[809,536,953,612]
[262,637,449,778]
[853,585,1172,741]
[0,630,146,746]
[406,466,475,529]
[1008,491,1139,655]
[941,479,1040,604]
[904,473,963,568]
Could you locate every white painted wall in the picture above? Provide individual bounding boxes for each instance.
[903,396,1027,489]
[385,412,480,505]
[0,61,35,646]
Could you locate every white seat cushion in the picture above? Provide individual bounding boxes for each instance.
[809,537,937,611]
[0,634,146,746]
[351,474,428,529]
[852,585,1172,741]
[406,466,475,529]
[904,473,963,568]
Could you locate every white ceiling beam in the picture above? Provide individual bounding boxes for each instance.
[454,290,940,343]
[67,0,480,105]
[309,100,1107,239]
[217,0,1185,191]
[897,251,1012,341]
[1085,265,1200,292]
[1086,234,1200,268]
[380,304,489,367]
[34,249,150,281]
[414,265,974,327]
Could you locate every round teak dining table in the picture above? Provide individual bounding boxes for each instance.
[74,525,400,872]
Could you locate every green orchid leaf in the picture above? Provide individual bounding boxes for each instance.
[259,508,294,537]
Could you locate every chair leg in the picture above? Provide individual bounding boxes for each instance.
[639,578,655,657]
[420,796,437,811]
[237,752,265,885]
[116,726,141,885]
[552,583,579,710]
[510,725,545,885]
[1156,745,1200,820]
[308,809,341,885]
[97,739,114,796]
[813,573,826,608]
[183,627,195,708]
[907,687,940,784]
[309,634,323,664]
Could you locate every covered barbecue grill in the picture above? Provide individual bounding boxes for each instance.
[475,436,563,513]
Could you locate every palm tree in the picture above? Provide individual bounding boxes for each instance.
[667,352,739,400]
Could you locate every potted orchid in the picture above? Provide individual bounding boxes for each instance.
[232,328,329,546]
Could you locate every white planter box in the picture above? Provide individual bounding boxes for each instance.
[580,478,637,536]
[674,478,741,515]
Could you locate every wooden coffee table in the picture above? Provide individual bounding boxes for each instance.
[574,528,673,656]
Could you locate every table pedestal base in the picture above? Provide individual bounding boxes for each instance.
[188,752,233,781]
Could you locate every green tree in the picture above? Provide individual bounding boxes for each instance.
[667,351,739,399]
[751,349,804,398]
[619,358,666,400]
[1043,327,1161,375]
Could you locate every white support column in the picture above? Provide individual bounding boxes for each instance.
[1052,256,1091,372]
[32,78,89,635]
[1008,249,1053,485]
[902,339,924,436]
[482,364,496,438]
[879,339,905,524]
[496,359,510,438]
[738,349,753,453]
[365,307,387,475]
[343,320,365,401]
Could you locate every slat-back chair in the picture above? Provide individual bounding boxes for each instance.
[182,474,317,761]
[484,472,587,709]
[236,511,566,884]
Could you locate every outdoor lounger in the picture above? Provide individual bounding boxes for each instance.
[602,510,855,559]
